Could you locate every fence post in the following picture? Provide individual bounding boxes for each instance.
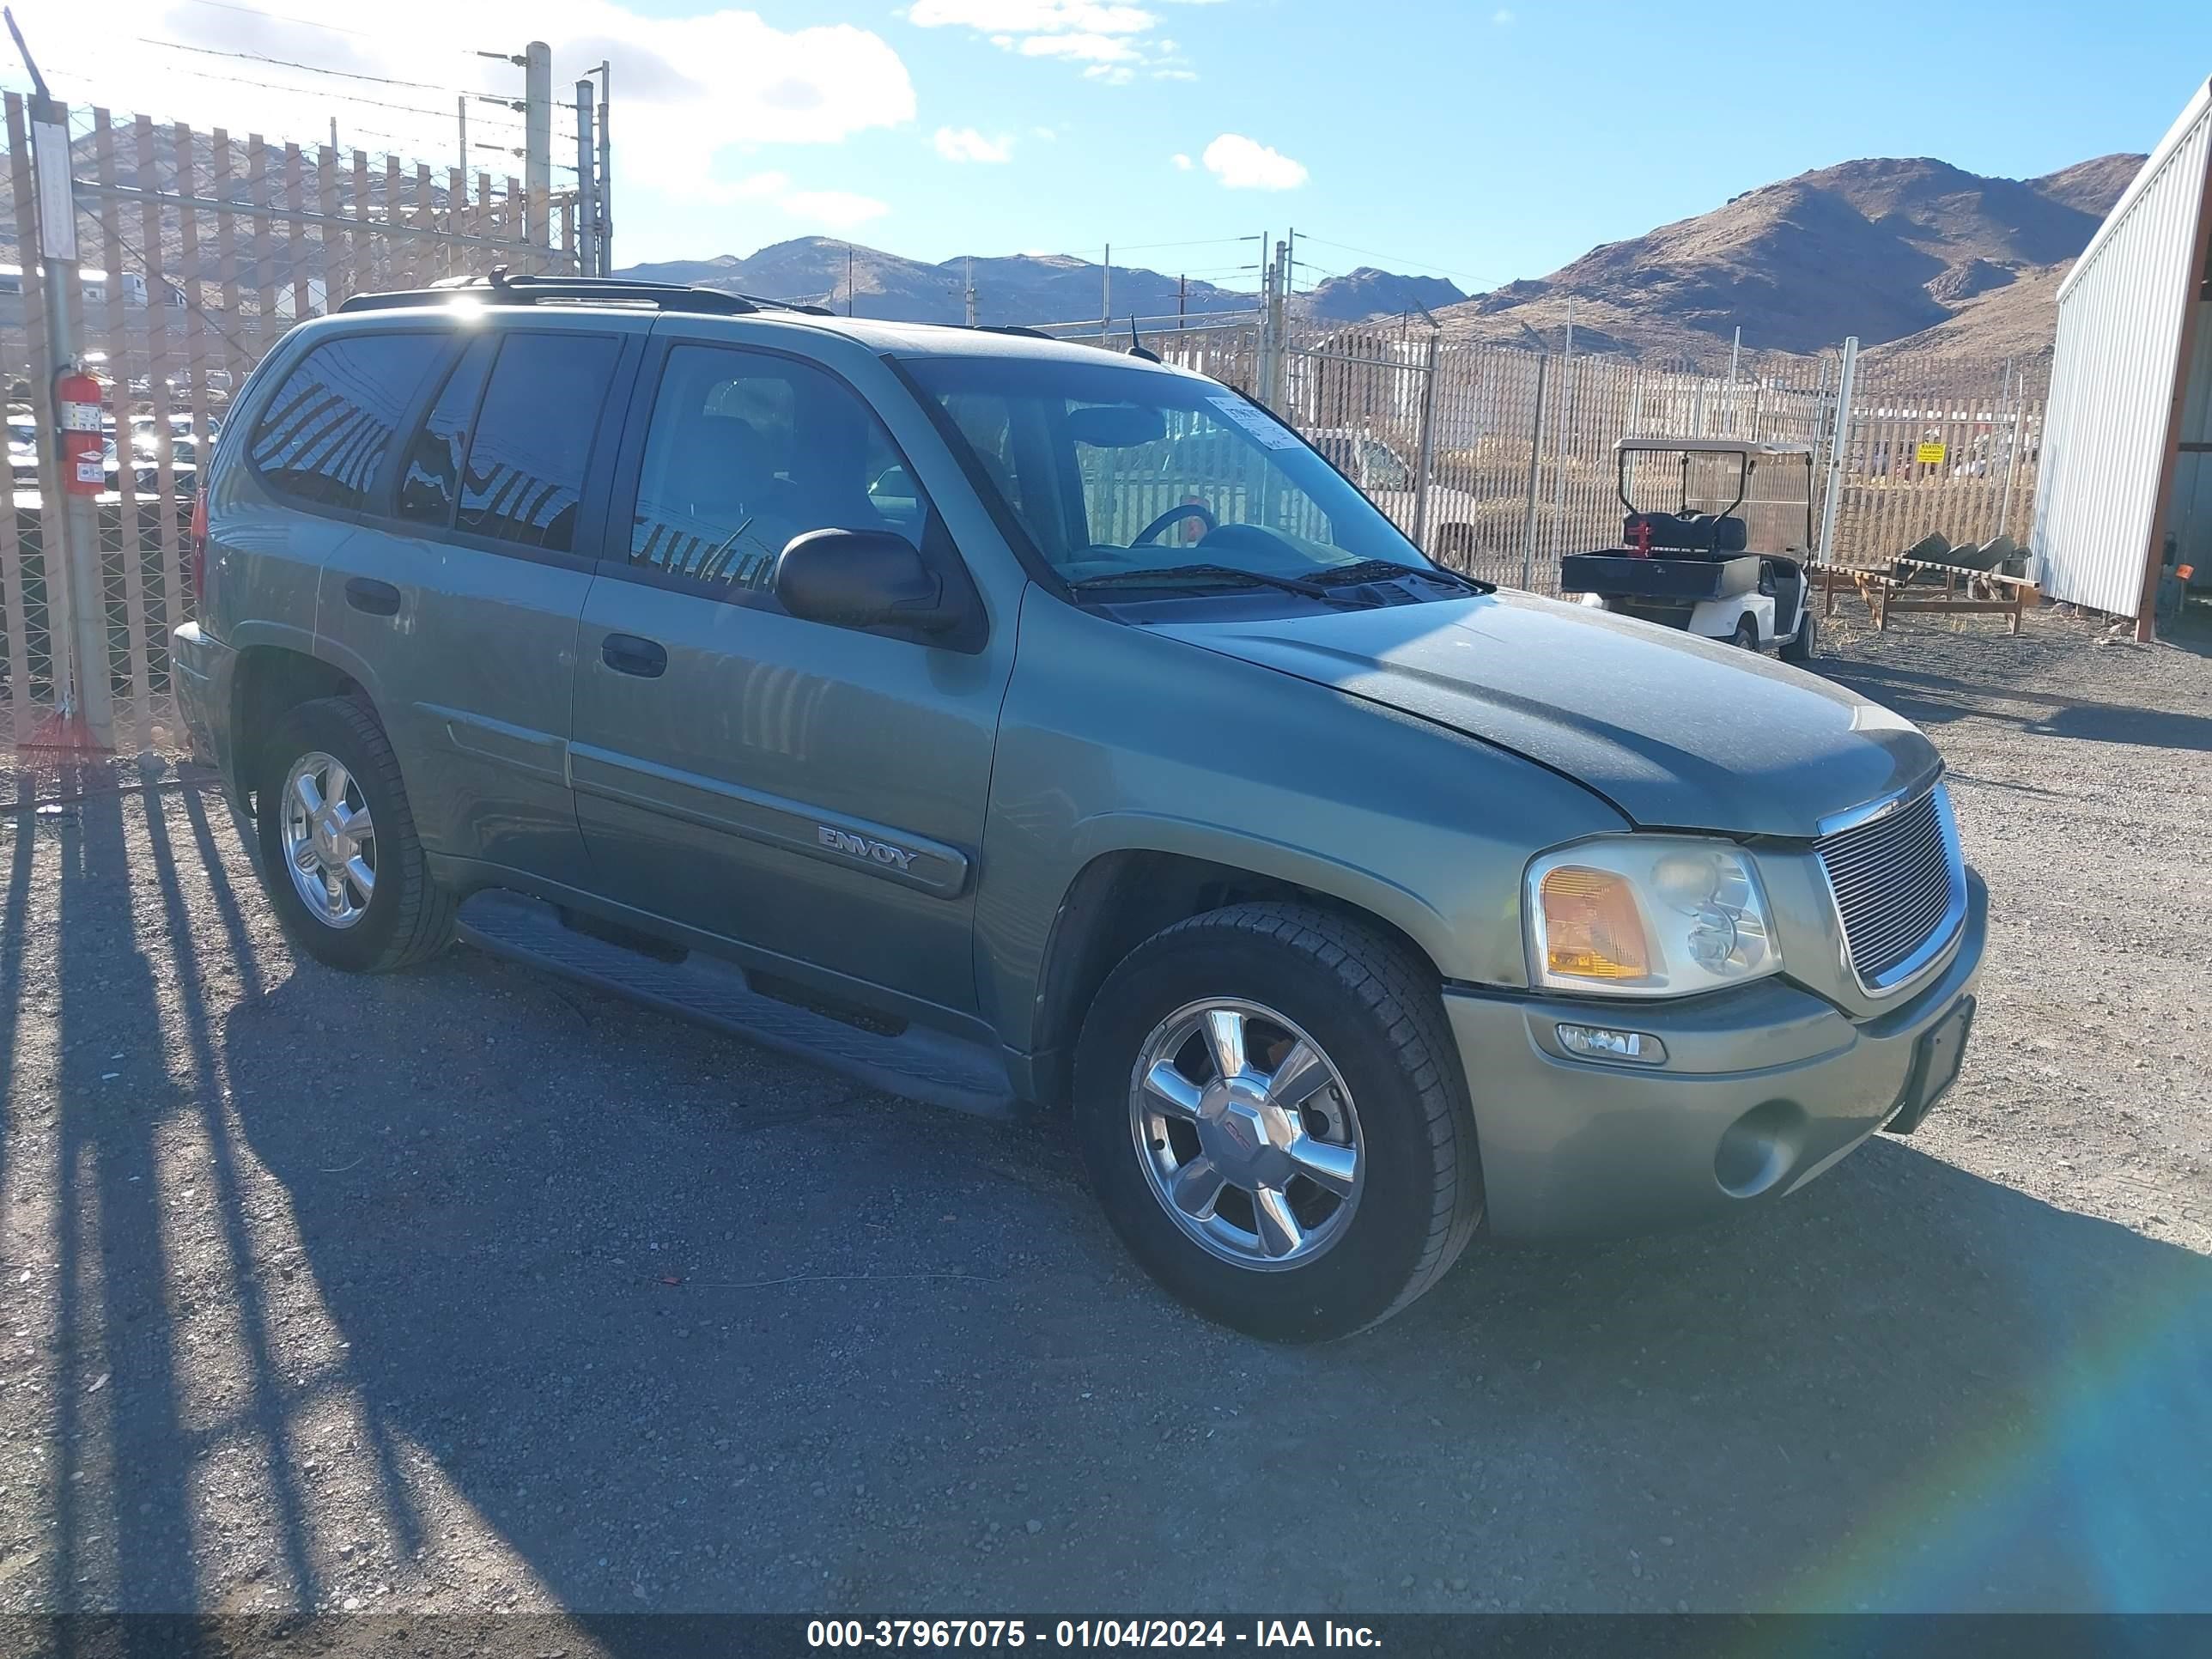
[1518,352,1549,590]
[1816,336,1860,565]
[1265,246,1283,416]
[574,80,597,276]
[524,41,551,247]
[29,95,116,749]
[1411,330,1440,555]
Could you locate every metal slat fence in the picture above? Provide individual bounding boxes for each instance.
[0,93,579,750]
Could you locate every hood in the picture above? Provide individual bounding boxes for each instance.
[1151,590,1939,839]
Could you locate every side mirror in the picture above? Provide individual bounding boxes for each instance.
[773,527,957,634]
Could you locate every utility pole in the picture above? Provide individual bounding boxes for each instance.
[589,59,611,273]
[456,95,466,179]
[963,256,976,326]
[1100,243,1110,341]
[847,244,854,315]
[1265,239,1288,408]
[1177,273,1187,327]
[329,115,338,150]
[5,8,113,748]
[523,40,550,248]
[574,80,596,276]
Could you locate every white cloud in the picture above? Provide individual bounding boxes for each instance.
[1031,125,1060,140]
[911,0,1189,82]
[909,0,1154,30]
[934,126,1014,162]
[1170,153,1193,171]
[1021,31,1140,59]
[1492,6,1515,21]
[8,0,916,245]
[1201,133,1307,191]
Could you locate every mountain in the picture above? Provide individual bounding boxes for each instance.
[1432,152,2144,366]
[617,238,1255,328]
[1302,267,1466,323]
[618,149,2143,368]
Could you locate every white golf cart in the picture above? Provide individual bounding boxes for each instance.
[1563,437,1818,663]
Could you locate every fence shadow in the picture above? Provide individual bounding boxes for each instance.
[216,961,2212,1620]
[21,768,2208,1622]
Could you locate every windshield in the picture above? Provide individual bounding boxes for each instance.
[903,354,1435,589]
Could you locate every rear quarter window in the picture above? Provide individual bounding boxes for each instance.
[246,331,447,512]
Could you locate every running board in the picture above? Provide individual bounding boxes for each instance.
[456,890,1019,1120]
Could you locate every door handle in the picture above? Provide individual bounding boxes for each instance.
[343,576,401,617]
[601,633,668,678]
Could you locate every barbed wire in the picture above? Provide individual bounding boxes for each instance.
[137,40,514,100]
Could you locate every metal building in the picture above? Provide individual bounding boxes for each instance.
[2032,76,2212,638]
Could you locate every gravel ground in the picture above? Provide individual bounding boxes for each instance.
[0,603,2207,1630]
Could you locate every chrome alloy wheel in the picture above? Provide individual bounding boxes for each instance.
[279,750,376,929]
[1128,999,1363,1270]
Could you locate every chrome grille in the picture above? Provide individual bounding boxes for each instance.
[1816,787,1960,990]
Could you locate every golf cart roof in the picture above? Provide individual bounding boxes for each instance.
[1615,437,1814,458]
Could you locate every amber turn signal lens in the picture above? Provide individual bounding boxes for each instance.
[1539,866,1652,980]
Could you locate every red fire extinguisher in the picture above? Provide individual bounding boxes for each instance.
[55,365,106,497]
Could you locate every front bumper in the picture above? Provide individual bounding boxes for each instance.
[1448,870,1986,1238]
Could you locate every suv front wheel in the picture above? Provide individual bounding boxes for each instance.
[254,696,456,973]
[1073,903,1484,1340]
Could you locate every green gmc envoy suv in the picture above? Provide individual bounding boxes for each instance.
[172,274,1984,1340]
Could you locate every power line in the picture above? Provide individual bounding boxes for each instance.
[137,37,513,100]
[1294,233,1487,287]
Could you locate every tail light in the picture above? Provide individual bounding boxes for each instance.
[188,489,210,613]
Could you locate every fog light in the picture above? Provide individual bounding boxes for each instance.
[1556,1023,1667,1065]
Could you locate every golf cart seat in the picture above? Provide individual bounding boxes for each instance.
[1624,511,1749,556]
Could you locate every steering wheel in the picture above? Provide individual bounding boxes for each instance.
[1133,501,1218,545]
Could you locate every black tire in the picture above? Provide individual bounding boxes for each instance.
[1073,902,1483,1341]
[254,696,457,973]
[1780,607,1817,663]
[1731,614,1761,650]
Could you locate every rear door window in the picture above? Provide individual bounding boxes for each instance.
[246,331,447,511]
[395,337,495,529]
[453,332,622,553]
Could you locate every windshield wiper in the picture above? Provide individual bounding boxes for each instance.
[1316,557,1496,595]
[1066,563,1375,605]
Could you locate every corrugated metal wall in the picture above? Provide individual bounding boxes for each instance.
[2032,80,2212,618]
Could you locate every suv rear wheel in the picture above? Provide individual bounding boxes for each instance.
[254,696,456,973]
[1073,902,1483,1340]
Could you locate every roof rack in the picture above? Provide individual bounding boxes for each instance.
[976,324,1055,341]
[337,267,768,316]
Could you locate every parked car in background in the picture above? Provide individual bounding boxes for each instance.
[173,274,1984,1340]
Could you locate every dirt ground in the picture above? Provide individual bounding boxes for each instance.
[0,603,2206,1632]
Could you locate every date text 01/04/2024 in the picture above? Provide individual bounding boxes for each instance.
[805,1620,1382,1648]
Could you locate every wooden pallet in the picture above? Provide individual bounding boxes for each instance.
[1813,558,2040,634]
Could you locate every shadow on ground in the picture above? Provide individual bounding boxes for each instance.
[1820,655,2212,751]
[16,780,2212,1625]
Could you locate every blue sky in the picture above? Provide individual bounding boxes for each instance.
[8,0,2209,295]
[598,0,2210,289]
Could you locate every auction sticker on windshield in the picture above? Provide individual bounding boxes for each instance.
[1206,395,1300,449]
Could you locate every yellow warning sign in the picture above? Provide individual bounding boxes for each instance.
[1916,441,1948,465]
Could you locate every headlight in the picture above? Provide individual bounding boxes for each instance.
[1526,836,1779,996]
